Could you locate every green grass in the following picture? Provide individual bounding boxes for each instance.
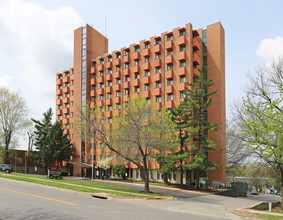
[0,173,154,198]
[136,181,169,187]
[256,213,283,220]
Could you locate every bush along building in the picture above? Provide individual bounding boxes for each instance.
[56,21,226,185]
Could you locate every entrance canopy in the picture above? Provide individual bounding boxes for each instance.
[68,161,92,168]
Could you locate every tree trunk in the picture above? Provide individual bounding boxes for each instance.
[25,153,28,174]
[4,146,9,164]
[280,168,283,209]
[196,170,200,189]
[143,155,150,193]
[180,162,183,186]
[144,168,150,193]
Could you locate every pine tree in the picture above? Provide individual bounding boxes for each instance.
[182,67,221,188]
[32,109,74,172]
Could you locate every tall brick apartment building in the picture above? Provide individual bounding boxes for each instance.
[56,21,226,184]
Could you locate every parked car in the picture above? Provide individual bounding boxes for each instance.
[0,164,13,173]
[251,189,258,195]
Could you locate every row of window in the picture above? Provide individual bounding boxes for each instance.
[92,31,188,67]
[92,75,186,90]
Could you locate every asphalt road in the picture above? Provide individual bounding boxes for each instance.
[0,178,232,220]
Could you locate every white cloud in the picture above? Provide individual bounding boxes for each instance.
[256,36,283,62]
[0,0,84,95]
[0,75,16,91]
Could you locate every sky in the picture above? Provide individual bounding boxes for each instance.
[0,0,283,150]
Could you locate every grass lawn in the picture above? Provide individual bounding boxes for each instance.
[0,173,161,198]
[256,213,283,220]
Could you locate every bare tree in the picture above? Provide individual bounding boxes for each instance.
[0,88,29,164]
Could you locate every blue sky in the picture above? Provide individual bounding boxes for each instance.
[0,0,283,149]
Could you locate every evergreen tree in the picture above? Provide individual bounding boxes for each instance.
[182,67,221,188]
[32,109,74,172]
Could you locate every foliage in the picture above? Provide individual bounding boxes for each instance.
[77,95,177,193]
[31,108,74,171]
[0,87,29,164]
[112,163,127,177]
[97,156,114,170]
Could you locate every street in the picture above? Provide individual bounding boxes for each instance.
[0,178,233,220]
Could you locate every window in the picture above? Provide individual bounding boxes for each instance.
[156,96,161,103]
[125,89,130,95]
[65,103,69,108]
[145,42,150,48]
[58,95,62,99]
[125,76,130,81]
[100,118,104,125]
[167,35,173,41]
[65,83,69,88]
[92,62,96,67]
[179,30,186,36]
[180,60,186,67]
[100,95,104,100]
[180,76,186,82]
[167,94,173,100]
[136,169,139,178]
[92,97,96,102]
[58,105,62,110]
[156,82,161,88]
[116,53,121,58]
[58,115,62,120]
[167,49,173,55]
[65,93,70,98]
[65,124,69,129]
[65,72,70,77]
[125,50,130,55]
[156,67,161,73]
[150,170,154,179]
[145,70,150,76]
[193,63,197,69]
[180,45,186,52]
[134,60,140,66]
[116,91,121,97]
[108,56,112,61]
[125,63,129,69]
[135,87,140,93]
[180,91,186,98]
[116,66,121,71]
[167,79,173,85]
[100,83,104,88]
[116,103,121,110]
[145,56,150,62]
[146,98,150,104]
[108,105,112,111]
[145,84,150,90]
[116,78,121,84]
[156,39,161,45]
[155,53,161,59]
[108,118,112,124]
[107,93,112,99]
[167,64,173,70]
[92,85,96,90]
[100,107,104,112]
[58,85,62,89]
[100,71,104,76]
[135,73,140,79]
[108,81,112,86]
[108,69,112,74]
[135,46,140,52]
[58,75,63,79]
[65,114,69,119]
[100,59,104,64]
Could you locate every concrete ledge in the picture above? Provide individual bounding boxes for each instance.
[92,193,114,200]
